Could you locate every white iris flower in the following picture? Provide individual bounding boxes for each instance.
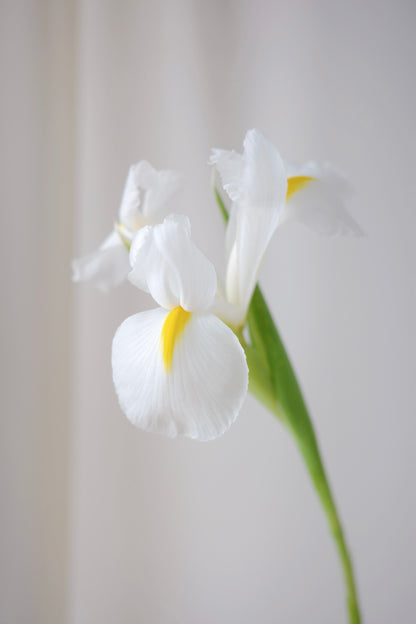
[72,161,182,292]
[111,215,248,441]
[211,129,362,326]
[74,131,363,619]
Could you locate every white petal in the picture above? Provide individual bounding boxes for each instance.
[282,163,363,236]
[209,149,244,202]
[128,215,217,312]
[112,308,248,441]
[100,231,124,250]
[139,164,183,220]
[118,165,144,232]
[119,161,183,231]
[209,297,245,328]
[210,129,288,208]
[223,130,287,322]
[241,129,287,208]
[71,232,130,292]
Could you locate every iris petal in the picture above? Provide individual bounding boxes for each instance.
[129,215,218,312]
[281,163,363,236]
[71,232,130,292]
[112,308,248,440]
[213,130,287,324]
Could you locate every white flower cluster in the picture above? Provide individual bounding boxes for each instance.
[73,129,361,441]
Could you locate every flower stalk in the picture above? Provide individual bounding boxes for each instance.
[217,190,361,624]
[73,126,362,621]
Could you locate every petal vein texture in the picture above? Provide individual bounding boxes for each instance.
[112,308,248,440]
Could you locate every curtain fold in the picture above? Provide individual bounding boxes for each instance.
[1,1,75,622]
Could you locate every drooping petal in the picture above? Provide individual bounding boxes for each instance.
[281,162,363,236]
[71,232,130,292]
[128,215,217,312]
[112,308,248,441]
[215,130,287,323]
[118,161,183,231]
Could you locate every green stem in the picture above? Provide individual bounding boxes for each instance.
[214,187,361,622]
[239,337,284,421]
[283,395,361,624]
[243,305,361,623]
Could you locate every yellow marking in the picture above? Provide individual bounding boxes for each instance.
[161,307,192,372]
[286,176,315,201]
[115,222,132,250]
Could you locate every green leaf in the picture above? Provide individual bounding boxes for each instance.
[238,333,282,420]
[246,288,275,396]
[247,285,361,624]
[247,286,315,437]
[214,187,229,224]
[247,286,332,505]
[213,184,361,622]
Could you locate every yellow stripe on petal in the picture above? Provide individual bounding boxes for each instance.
[161,307,192,372]
[115,222,133,250]
[286,176,315,201]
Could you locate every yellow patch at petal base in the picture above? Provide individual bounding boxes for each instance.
[286,176,315,201]
[161,307,192,372]
[115,222,133,250]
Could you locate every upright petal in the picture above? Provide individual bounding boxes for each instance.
[128,215,217,312]
[241,129,287,208]
[118,165,144,232]
[139,164,183,220]
[71,232,130,292]
[209,149,244,202]
[281,162,363,236]
[112,308,248,440]
[214,130,287,323]
[210,129,288,208]
[118,161,183,231]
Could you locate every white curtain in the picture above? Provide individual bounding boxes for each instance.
[2,1,415,623]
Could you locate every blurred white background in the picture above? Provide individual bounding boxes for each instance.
[1,1,415,622]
